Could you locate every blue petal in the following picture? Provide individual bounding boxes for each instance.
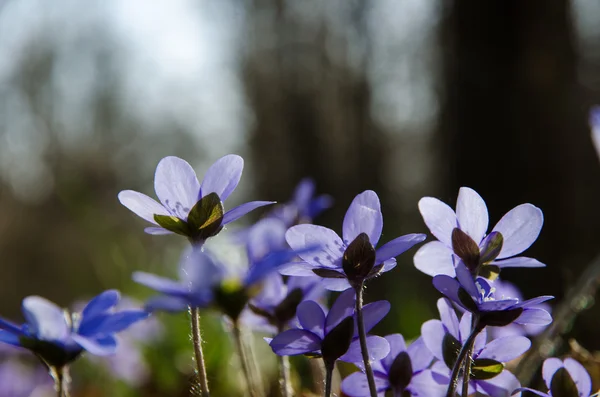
[22,296,69,342]
[0,330,23,347]
[199,154,244,201]
[0,317,25,335]
[375,233,426,263]
[325,289,355,334]
[82,290,120,319]
[132,272,189,296]
[270,329,322,356]
[72,334,117,356]
[79,311,149,337]
[223,201,275,225]
[145,295,190,312]
[153,156,201,219]
[245,218,287,263]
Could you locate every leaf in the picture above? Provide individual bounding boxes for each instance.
[442,333,462,369]
[342,233,376,285]
[458,287,479,313]
[312,269,346,279]
[153,215,190,236]
[451,228,480,273]
[479,232,504,265]
[480,308,523,327]
[389,351,413,390]
[471,358,504,380]
[321,316,354,363]
[187,193,224,240]
[550,367,579,397]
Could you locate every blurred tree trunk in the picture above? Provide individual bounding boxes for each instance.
[244,1,389,226]
[441,0,600,347]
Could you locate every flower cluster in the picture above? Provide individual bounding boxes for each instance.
[4,148,599,397]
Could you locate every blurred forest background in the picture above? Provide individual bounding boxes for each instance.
[1,0,600,396]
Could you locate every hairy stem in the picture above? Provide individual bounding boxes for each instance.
[324,360,334,397]
[446,319,482,397]
[355,284,378,397]
[50,366,70,397]
[461,344,473,397]
[277,326,293,397]
[233,323,259,397]
[190,307,210,396]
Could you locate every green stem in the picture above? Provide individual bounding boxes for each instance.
[278,355,292,397]
[50,366,70,397]
[233,323,259,397]
[446,318,483,397]
[354,285,378,397]
[191,307,210,396]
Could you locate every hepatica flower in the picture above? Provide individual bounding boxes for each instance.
[514,358,593,397]
[422,299,529,396]
[269,289,390,366]
[241,273,326,333]
[0,290,149,369]
[433,260,553,328]
[342,334,445,397]
[271,178,333,226]
[118,155,274,243]
[488,279,552,339]
[135,218,313,321]
[282,190,426,290]
[415,187,544,278]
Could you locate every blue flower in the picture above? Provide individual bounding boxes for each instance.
[240,273,327,333]
[118,155,274,243]
[342,334,445,397]
[433,260,553,328]
[415,187,544,278]
[422,298,529,396]
[269,289,390,364]
[514,358,593,397]
[0,290,149,368]
[134,218,314,321]
[282,190,426,290]
[270,178,333,226]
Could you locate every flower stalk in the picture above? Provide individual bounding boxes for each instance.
[446,317,483,397]
[324,360,334,397]
[233,323,260,397]
[190,307,210,396]
[50,366,70,397]
[277,325,292,397]
[354,284,378,397]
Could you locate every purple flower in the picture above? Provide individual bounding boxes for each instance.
[269,289,390,365]
[433,261,553,328]
[282,190,426,290]
[0,358,52,397]
[415,187,544,278]
[118,155,274,242]
[488,279,552,339]
[422,299,528,396]
[342,334,445,397]
[134,219,313,321]
[240,273,327,333]
[271,178,333,226]
[514,358,592,397]
[0,291,149,368]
